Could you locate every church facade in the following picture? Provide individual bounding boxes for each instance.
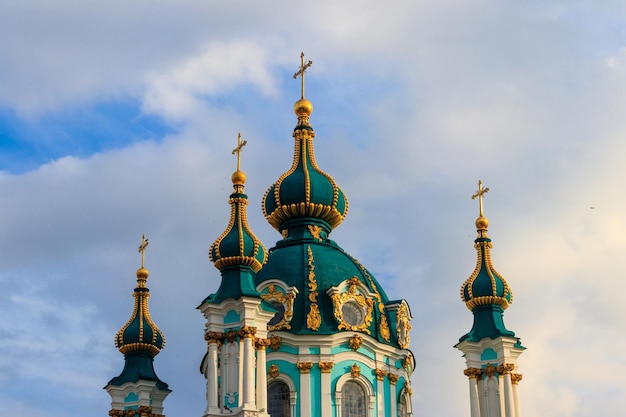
[105,54,524,417]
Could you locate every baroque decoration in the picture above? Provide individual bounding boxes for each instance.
[260,283,296,331]
[330,277,374,333]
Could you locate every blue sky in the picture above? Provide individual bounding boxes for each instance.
[1,1,626,417]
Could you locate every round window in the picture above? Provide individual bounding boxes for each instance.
[341,302,364,326]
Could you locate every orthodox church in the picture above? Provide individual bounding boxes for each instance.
[104,54,525,417]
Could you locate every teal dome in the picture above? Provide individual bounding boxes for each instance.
[262,104,348,232]
[460,216,513,311]
[210,177,267,273]
[115,267,165,357]
[256,232,399,345]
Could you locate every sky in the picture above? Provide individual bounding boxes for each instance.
[1,1,625,416]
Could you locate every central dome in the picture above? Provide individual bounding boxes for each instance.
[262,99,348,232]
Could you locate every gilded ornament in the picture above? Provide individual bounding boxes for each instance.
[269,363,280,378]
[511,373,523,385]
[308,224,323,241]
[330,278,374,334]
[204,331,224,345]
[403,352,413,369]
[269,335,282,350]
[388,373,399,385]
[307,303,322,331]
[375,368,388,381]
[225,329,238,343]
[306,246,321,330]
[404,381,413,396]
[396,302,412,349]
[297,361,313,374]
[463,368,483,379]
[255,338,271,350]
[238,326,257,339]
[318,361,334,373]
[379,314,391,342]
[484,363,497,378]
[261,284,295,331]
[348,334,363,351]
[497,363,515,375]
[350,363,361,378]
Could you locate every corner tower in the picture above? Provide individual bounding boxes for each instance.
[105,235,170,417]
[198,134,275,417]
[455,181,525,417]
[256,53,414,417]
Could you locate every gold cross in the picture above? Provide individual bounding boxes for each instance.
[293,52,313,99]
[231,133,247,171]
[138,234,149,268]
[471,180,490,217]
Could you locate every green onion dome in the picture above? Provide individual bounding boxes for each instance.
[209,169,267,272]
[114,266,165,357]
[262,98,349,232]
[460,216,513,311]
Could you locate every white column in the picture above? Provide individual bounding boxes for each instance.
[376,376,385,417]
[469,377,480,417]
[464,368,481,417]
[207,342,219,413]
[388,380,398,417]
[242,335,255,408]
[499,375,506,417]
[256,340,269,415]
[503,373,515,417]
[298,362,312,417]
[512,375,522,417]
[320,363,333,417]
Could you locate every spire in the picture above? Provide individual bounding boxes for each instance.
[107,235,169,393]
[262,52,349,235]
[459,181,515,342]
[114,235,165,356]
[207,134,267,302]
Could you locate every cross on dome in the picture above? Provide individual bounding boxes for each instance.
[293,52,313,99]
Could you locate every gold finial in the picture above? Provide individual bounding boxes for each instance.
[471,180,490,217]
[293,52,313,99]
[138,234,149,268]
[231,132,247,172]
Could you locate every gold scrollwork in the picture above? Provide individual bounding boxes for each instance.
[261,284,295,331]
[330,277,374,334]
[306,246,321,331]
[375,368,388,381]
[307,303,321,331]
[464,368,483,379]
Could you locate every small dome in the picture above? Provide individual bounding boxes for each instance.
[210,174,267,272]
[115,267,165,357]
[460,216,513,311]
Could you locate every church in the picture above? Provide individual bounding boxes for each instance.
[103,54,525,417]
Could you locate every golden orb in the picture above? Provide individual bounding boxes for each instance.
[232,170,246,186]
[294,98,313,116]
[475,216,489,230]
[136,267,149,279]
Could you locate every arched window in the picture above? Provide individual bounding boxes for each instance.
[268,381,291,417]
[341,381,366,417]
